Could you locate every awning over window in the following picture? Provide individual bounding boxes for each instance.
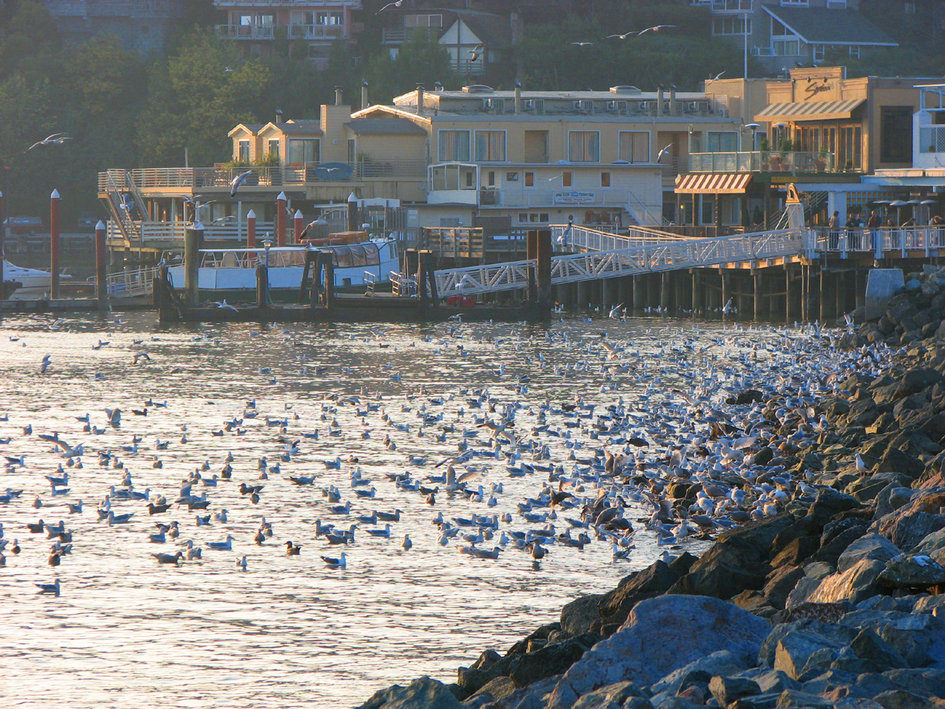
[756,99,866,123]
[675,172,753,195]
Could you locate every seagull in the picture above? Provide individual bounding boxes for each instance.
[656,144,672,162]
[605,31,636,40]
[27,133,71,152]
[133,352,151,364]
[376,0,403,14]
[224,66,233,73]
[608,303,624,319]
[570,41,594,46]
[710,70,726,81]
[320,552,347,569]
[722,298,735,315]
[469,43,484,61]
[213,299,238,312]
[638,24,678,35]
[152,551,184,565]
[36,579,61,596]
[40,354,51,374]
[236,555,248,571]
[229,169,254,197]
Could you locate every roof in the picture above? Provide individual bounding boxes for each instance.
[756,99,866,123]
[345,118,427,136]
[280,120,323,136]
[447,10,513,48]
[676,173,753,195]
[227,123,264,138]
[761,5,898,47]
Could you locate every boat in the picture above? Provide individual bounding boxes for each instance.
[166,237,399,299]
[2,260,71,299]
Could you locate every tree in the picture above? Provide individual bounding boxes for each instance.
[364,30,457,102]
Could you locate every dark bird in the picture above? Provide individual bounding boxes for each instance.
[285,541,302,555]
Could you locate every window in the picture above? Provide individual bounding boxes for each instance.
[904,1,916,13]
[316,12,343,25]
[880,106,913,163]
[485,170,496,186]
[601,172,610,187]
[475,131,506,161]
[562,171,572,187]
[848,46,860,58]
[568,131,600,162]
[438,130,470,161]
[773,39,801,56]
[524,130,549,162]
[347,138,355,165]
[524,171,534,187]
[406,14,443,28]
[267,139,280,161]
[706,132,738,152]
[780,0,808,6]
[238,140,250,163]
[826,0,846,7]
[287,139,319,164]
[712,16,751,36]
[838,125,862,170]
[618,131,650,162]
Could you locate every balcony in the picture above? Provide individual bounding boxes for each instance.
[288,23,346,40]
[213,0,361,6]
[216,24,275,40]
[381,26,440,44]
[690,0,753,13]
[689,151,842,174]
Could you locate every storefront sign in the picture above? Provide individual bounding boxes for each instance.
[554,191,595,205]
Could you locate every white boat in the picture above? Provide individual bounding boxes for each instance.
[166,239,399,295]
[2,260,71,299]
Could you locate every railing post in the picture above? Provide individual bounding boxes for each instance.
[95,220,108,309]
[50,189,61,299]
[276,192,287,247]
[184,221,203,307]
[294,209,304,243]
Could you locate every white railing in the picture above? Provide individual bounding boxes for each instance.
[549,224,685,253]
[689,151,837,174]
[106,266,161,298]
[431,228,802,296]
[107,221,279,243]
[811,226,945,258]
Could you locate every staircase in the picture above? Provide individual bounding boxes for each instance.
[102,171,140,247]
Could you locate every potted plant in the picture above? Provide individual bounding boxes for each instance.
[254,153,281,185]
[759,136,771,171]
[815,146,828,172]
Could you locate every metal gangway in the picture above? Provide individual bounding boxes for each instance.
[106,265,162,298]
[433,227,806,297]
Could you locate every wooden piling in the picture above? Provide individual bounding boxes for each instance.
[536,229,551,306]
[184,223,203,307]
[721,271,729,320]
[526,230,538,302]
[323,252,335,309]
[256,263,268,308]
[660,272,670,312]
[50,189,61,299]
[753,270,761,321]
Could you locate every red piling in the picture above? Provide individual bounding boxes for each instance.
[50,189,60,299]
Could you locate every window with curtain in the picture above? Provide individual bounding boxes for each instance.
[238,140,250,163]
[618,131,650,162]
[438,130,470,161]
[267,139,280,161]
[287,139,319,164]
[568,131,600,162]
[475,131,506,161]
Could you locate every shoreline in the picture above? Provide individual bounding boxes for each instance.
[360,269,945,709]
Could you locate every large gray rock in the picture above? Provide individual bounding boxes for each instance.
[648,650,746,697]
[357,676,464,709]
[839,608,945,668]
[878,554,945,589]
[560,595,604,637]
[770,627,850,680]
[873,491,945,549]
[546,596,770,709]
[836,533,901,572]
[570,681,647,709]
[798,558,885,606]
[708,675,762,706]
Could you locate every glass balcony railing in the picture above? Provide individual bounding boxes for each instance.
[688,151,844,174]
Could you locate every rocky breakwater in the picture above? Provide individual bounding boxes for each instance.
[359,280,945,709]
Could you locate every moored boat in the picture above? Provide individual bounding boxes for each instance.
[2,260,71,299]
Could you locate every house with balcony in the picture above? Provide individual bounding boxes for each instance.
[349,83,744,230]
[41,0,187,54]
[213,0,362,68]
[680,66,930,230]
[692,0,897,74]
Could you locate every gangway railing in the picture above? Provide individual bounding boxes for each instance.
[106,265,161,298]
[433,228,803,297]
[550,223,685,254]
[811,226,945,258]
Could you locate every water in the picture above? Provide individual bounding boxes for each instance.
[0,313,825,707]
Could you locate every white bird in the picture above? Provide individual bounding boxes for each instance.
[375,0,402,14]
[570,41,594,46]
[214,299,239,312]
[229,169,254,197]
[722,298,736,315]
[638,24,678,35]
[36,579,61,596]
[710,70,726,81]
[320,552,347,569]
[27,133,71,152]
[608,303,624,319]
[854,453,869,472]
[656,144,672,162]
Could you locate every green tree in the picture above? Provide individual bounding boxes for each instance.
[364,30,457,102]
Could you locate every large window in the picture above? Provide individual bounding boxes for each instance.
[712,16,752,35]
[475,131,506,162]
[618,131,650,162]
[267,138,280,161]
[838,125,862,170]
[438,130,470,161]
[238,140,250,163]
[524,130,549,163]
[880,106,913,163]
[568,131,600,162]
[287,138,319,165]
[706,131,738,152]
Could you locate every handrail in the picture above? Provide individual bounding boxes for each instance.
[106,265,160,298]
[810,225,945,258]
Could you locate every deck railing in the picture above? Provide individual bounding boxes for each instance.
[688,151,839,174]
[106,265,161,298]
[811,226,945,258]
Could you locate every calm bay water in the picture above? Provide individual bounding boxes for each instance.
[0,312,825,707]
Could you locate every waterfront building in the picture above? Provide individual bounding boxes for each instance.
[40,0,187,54]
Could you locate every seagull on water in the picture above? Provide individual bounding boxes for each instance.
[36,579,61,596]
[320,552,347,569]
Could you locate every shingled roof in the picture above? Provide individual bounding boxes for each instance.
[762,4,898,47]
[346,118,427,136]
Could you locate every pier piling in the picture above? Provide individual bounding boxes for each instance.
[95,221,107,309]
[276,192,287,247]
[50,189,60,299]
[184,223,203,307]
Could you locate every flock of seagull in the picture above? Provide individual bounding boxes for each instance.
[0,314,892,603]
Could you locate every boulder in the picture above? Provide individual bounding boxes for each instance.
[873,491,945,549]
[596,554,696,631]
[770,627,850,680]
[878,554,945,589]
[357,676,464,709]
[800,558,885,606]
[546,596,770,709]
[839,609,945,668]
[836,533,901,572]
[708,675,762,706]
[482,674,559,709]
[464,676,517,706]
[560,595,603,637]
[509,634,598,689]
[762,566,805,609]
[570,681,647,709]
[848,628,908,672]
[649,650,747,697]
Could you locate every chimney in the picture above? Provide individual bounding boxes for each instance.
[514,83,522,114]
[334,86,343,106]
[656,85,664,117]
[416,84,424,116]
[360,81,369,111]
[669,84,677,115]
[275,108,283,124]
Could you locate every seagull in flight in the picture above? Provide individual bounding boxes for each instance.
[376,0,402,14]
[230,170,254,197]
[40,354,51,374]
[570,41,594,46]
[27,133,72,152]
[605,31,636,40]
[638,24,678,35]
[469,43,484,61]
[656,144,672,162]
[710,70,726,81]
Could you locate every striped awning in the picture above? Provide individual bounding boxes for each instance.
[675,173,753,195]
[756,99,865,123]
